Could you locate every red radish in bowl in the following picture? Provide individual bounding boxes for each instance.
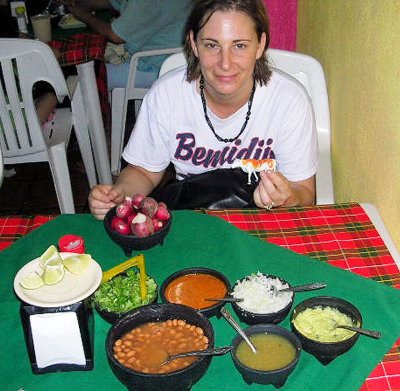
[139,197,159,218]
[131,213,154,237]
[155,205,170,221]
[111,217,131,235]
[116,200,133,219]
[131,193,146,209]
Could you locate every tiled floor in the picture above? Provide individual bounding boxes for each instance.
[0,143,91,216]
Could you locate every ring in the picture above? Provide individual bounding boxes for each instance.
[264,201,275,210]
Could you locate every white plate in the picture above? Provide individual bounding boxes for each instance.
[58,14,86,29]
[14,252,102,308]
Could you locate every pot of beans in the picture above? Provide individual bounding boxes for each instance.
[105,303,215,391]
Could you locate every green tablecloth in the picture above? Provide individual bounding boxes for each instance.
[1,211,400,390]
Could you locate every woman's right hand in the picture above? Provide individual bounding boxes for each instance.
[88,184,125,220]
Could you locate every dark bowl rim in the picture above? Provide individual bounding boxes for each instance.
[159,267,231,314]
[290,295,363,345]
[105,302,214,378]
[103,205,172,240]
[231,273,294,316]
[231,324,301,374]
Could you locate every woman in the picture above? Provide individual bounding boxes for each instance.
[89,0,318,219]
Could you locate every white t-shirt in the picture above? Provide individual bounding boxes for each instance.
[122,66,318,182]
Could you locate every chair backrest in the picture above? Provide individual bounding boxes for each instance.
[0,143,3,188]
[0,38,69,159]
[158,49,334,204]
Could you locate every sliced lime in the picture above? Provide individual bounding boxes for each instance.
[43,264,65,285]
[63,254,91,274]
[39,245,63,269]
[20,271,44,290]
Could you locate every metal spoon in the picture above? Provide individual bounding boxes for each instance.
[330,319,381,339]
[43,0,53,15]
[160,346,232,366]
[205,297,243,303]
[270,282,327,295]
[220,307,257,353]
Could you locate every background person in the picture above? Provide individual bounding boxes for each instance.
[56,0,192,90]
[88,0,318,219]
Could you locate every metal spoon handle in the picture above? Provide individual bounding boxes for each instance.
[169,346,232,361]
[220,307,257,353]
[337,325,381,339]
[205,297,243,303]
[280,282,327,293]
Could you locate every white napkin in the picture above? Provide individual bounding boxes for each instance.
[30,312,86,368]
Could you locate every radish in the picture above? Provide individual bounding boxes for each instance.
[139,197,159,218]
[155,205,170,221]
[111,217,131,235]
[110,216,125,230]
[116,200,133,218]
[131,213,154,237]
[131,193,146,209]
[126,211,138,226]
[152,218,163,232]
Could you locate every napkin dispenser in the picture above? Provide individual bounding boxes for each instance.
[20,299,94,374]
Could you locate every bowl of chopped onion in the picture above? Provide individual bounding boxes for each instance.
[93,269,158,324]
[230,272,294,325]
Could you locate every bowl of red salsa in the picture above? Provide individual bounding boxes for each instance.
[160,267,231,318]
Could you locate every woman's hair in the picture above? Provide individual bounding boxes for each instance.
[184,0,271,85]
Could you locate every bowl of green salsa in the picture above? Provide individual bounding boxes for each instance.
[230,324,301,388]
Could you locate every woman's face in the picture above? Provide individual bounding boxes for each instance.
[190,10,266,100]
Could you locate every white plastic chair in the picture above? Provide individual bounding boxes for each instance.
[110,47,183,175]
[159,49,334,205]
[0,38,98,214]
[0,143,3,188]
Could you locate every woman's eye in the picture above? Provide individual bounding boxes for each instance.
[235,43,247,49]
[205,43,218,50]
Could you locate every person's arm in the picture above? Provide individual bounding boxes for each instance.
[253,171,315,209]
[56,0,113,11]
[88,165,165,219]
[70,4,123,43]
[115,165,165,198]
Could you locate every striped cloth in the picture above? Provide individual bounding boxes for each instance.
[1,202,399,390]
[48,33,110,130]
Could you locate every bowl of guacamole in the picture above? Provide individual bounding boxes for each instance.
[290,296,362,365]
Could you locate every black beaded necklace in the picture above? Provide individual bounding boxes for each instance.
[199,75,256,143]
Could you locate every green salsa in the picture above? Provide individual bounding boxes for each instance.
[236,333,296,371]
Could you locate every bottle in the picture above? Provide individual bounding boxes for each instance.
[15,5,28,34]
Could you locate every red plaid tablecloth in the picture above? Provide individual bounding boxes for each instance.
[1,202,399,390]
[48,33,110,129]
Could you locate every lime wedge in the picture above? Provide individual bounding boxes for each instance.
[20,271,44,290]
[39,245,63,269]
[43,264,65,285]
[63,254,92,274]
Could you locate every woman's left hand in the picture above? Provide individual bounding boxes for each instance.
[253,170,292,210]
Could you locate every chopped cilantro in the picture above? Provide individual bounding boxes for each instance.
[93,269,157,313]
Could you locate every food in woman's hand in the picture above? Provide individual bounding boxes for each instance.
[110,195,171,237]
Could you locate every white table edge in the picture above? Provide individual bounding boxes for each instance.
[360,203,400,269]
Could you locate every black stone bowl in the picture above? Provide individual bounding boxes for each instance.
[230,324,301,388]
[106,303,214,391]
[104,206,172,256]
[290,296,362,365]
[93,273,158,324]
[231,274,294,325]
[160,267,231,318]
